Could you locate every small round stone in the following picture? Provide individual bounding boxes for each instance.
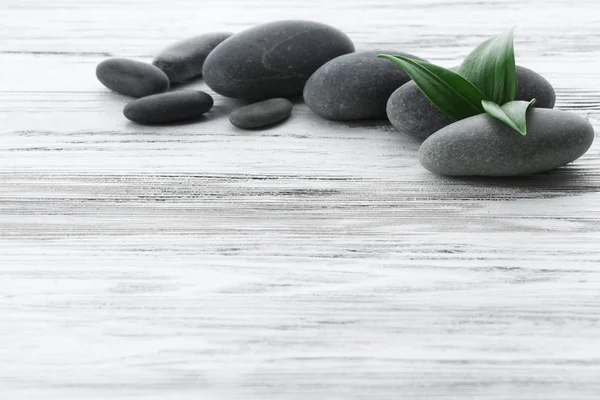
[203,20,355,100]
[387,65,557,140]
[152,32,233,83]
[123,90,214,125]
[229,98,293,129]
[304,51,427,121]
[96,58,170,98]
[419,108,594,176]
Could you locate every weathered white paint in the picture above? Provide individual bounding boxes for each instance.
[1,0,600,399]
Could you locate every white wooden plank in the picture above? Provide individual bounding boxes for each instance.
[1,0,600,399]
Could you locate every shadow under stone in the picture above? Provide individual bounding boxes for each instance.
[429,165,600,199]
[124,114,211,128]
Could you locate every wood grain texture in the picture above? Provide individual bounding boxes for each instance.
[1,0,600,399]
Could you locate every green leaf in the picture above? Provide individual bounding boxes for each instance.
[378,54,489,121]
[481,99,536,136]
[457,28,517,105]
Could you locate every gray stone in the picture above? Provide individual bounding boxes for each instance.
[152,33,233,83]
[387,65,557,140]
[386,81,454,140]
[203,20,355,100]
[419,108,594,176]
[123,90,213,124]
[229,98,293,129]
[303,51,427,121]
[516,66,556,109]
[96,58,170,98]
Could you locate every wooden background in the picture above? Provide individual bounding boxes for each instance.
[2,0,600,398]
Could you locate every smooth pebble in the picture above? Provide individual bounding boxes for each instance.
[229,98,293,129]
[123,90,214,124]
[96,58,170,98]
[304,51,427,121]
[419,108,594,176]
[203,20,355,100]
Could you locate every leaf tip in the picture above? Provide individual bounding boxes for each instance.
[514,125,527,136]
